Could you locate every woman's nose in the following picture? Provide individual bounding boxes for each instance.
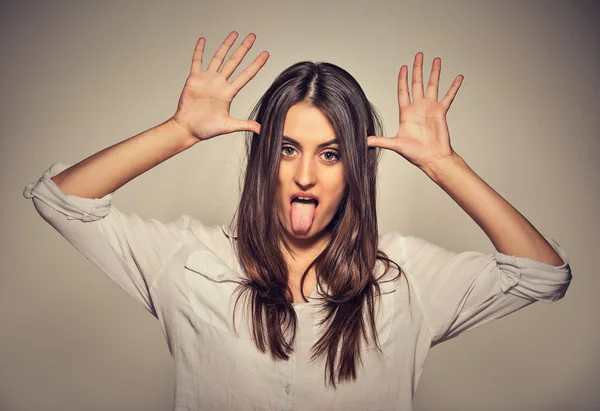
[294,158,316,187]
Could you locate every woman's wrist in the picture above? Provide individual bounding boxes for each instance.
[165,117,201,149]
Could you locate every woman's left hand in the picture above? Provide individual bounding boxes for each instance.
[367,53,464,172]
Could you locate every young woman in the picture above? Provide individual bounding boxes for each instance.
[24,31,572,410]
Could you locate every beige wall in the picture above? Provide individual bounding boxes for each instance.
[2,0,598,410]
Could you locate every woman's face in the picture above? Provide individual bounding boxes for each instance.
[276,102,346,243]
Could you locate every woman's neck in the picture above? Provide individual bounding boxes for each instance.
[282,232,328,264]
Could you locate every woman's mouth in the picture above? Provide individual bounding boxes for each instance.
[290,196,319,234]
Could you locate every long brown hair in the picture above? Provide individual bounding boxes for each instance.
[231,61,405,387]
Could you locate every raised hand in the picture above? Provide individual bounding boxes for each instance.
[367,53,463,171]
[171,31,269,141]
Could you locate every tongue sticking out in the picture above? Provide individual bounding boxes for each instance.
[290,200,317,234]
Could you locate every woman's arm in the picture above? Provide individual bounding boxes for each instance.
[421,152,564,266]
[50,119,196,199]
[24,32,269,315]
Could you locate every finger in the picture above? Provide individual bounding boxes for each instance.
[412,52,424,100]
[220,33,257,80]
[425,57,441,101]
[397,65,410,108]
[207,31,239,72]
[439,74,464,111]
[367,136,396,151]
[230,50,270,92]
[190,37,206,74]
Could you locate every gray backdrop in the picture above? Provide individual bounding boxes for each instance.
[2,0,598,410]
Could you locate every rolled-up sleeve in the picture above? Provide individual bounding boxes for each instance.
[23,162,188,316]
[392,233,572,346]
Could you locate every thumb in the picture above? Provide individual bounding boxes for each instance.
[229,119,261,135]
[367,135,397,151]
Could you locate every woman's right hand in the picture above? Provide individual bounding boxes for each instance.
[171,31,269,142]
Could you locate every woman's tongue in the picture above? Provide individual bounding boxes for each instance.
[290,200,317,234]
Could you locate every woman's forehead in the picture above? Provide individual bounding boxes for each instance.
[282,103,336,146]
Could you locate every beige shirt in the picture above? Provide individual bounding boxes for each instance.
[23,162,572,411]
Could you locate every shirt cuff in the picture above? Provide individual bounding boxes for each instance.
[494,235,572,302]
[23,162,114,222]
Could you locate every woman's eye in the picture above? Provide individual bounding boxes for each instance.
[322,151,339,162]
[282,146,296,156]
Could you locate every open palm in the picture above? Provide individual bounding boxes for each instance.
[368,53,463,171]
[172,32,269,141]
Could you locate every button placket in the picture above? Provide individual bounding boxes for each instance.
[278,349,295,411]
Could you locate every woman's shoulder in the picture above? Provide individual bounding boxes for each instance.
[174,214,235,253]
[378,230,430,265]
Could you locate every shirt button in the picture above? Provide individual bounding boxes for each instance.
[285,385,291,395]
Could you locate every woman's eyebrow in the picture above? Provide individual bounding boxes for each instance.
[282,136,339,149]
